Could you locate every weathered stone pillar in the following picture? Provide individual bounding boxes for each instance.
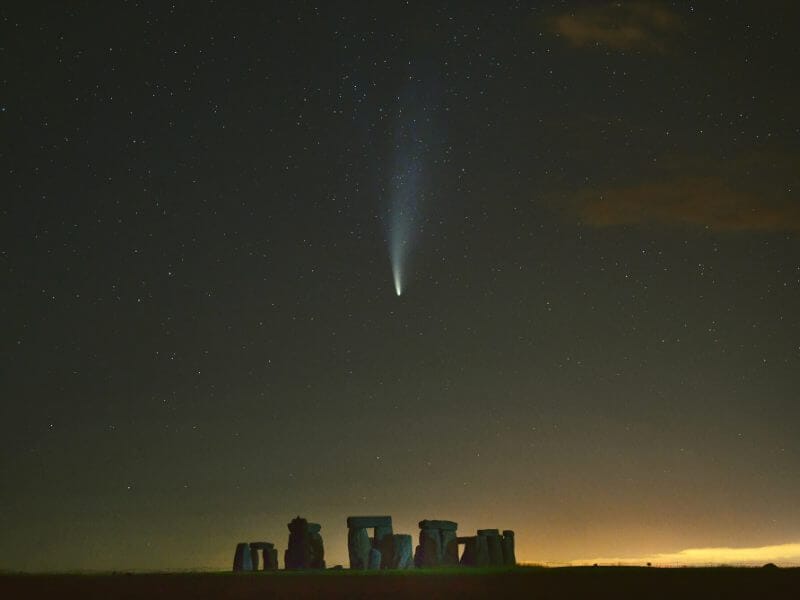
[501,530,516,566]
[478,529,503,566]
[265,547,279,570]
[368,547,382,570]
[415,528,442,567]
[459,536,477,567]
[374,525,394,568]
[391,534,413,569]
[441,530,459,566]
[475,534,490,567]
[233,542,253,571]
[347,527,371,569]
[308,523,326,569]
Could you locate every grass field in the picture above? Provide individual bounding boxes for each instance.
[2,566,799,599]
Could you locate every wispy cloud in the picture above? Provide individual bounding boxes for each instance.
[565,151,800,233]
[575,177,800,232]
[549,1,682,52]
[570,542,800,567]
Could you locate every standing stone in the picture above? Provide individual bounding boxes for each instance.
[265,547,279,570]
[475,534,490,567]
[309,527,326,569]
[487,537,503,566]
[390,534,413,569]
[463,535,492,567]
[233,543,253,571]
[374,526,394,568]
[440,530,459,566]
[348,527,371,570]
[478,530,503,566]
[414,528,442,568]
[459,537,478,567]
[250,547,260,571]
[368,548,382,570]
[501,530,516,566]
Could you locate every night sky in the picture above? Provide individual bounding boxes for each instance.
[2,1,799,571]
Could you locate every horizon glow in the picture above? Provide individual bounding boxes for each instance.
[566,542,800,567]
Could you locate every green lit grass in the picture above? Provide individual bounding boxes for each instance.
[2,565,799,599]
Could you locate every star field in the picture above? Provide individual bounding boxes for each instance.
[1,1,799,570]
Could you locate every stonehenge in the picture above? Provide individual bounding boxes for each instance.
[412,520,516,568]
[346,515,413,570]
[233,514,516,572]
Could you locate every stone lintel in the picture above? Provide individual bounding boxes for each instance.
[456,536,474,544]
[418,519,458,531]
[347,516,392,529]
[249,542,275,550]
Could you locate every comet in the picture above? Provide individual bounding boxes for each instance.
[387,152,421,297]
[392,262,403,296]
[384,65,439,297]
[386,111,429,297]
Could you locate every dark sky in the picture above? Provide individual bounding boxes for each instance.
[2,1,799,571]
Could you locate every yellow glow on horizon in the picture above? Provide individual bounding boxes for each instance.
[566,542,800,567]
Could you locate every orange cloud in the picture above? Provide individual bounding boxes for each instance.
[549,2,682,52]
[575,176,800,232]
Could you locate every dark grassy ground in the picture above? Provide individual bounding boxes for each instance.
[2,566,799,599]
